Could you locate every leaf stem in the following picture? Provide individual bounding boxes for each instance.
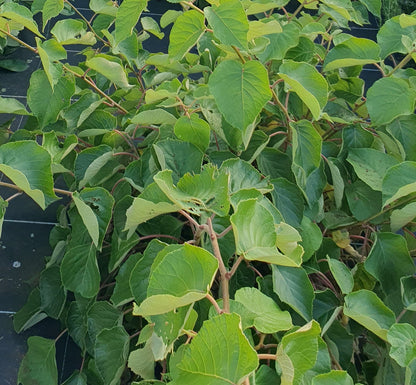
[180,1,205,15]
[258,353,277,360]
[232,45,246,64]
[216,225,233,238]
[388,52,414,76]
[0,181,73,197]
[207,216,230,313]
[271,88,291,126]
[227,255,244,279]
[62,65,129,114]
[54,328,68,343]
[5,191,23,202]
[0,28,38,53]
[206,293,222,314]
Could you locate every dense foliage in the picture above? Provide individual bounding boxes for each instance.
[1,0,416,383]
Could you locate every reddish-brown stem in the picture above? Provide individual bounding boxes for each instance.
[227,255,244,280]
[216,225,233,238]
[206,293,222,314]
[5,192,23,202]
[55,328,68,343]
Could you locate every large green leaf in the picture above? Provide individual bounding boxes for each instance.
[169,10,205,59]
[235,287,292,333]
[276,321,321,385]
[41,0,63,28]
[130,240,169,305]
[174,114,210,152]
[345,180,382,221]
[0,141,56,209]
[377,16,416,58]
[272,265,314,321]
[279,61,328,120]
[72,187,114,250]
[13,288,47,333]
[387,115,416,162]
[86,57,132,89]
[231,199,303,266]
[171,313,258,384]
[204,0,248,49]
[209,60,271,147]
[0,96,30,115]
[18,337,57,385]
[327,258,354,295]
[343,290,396,340]
[153,139,204,182]
[61,244,100,298]
[39,266,66,319]
[153,166,230,217]
[324,37,380,71]
[391,202,416,232]
[364,233,415,305]
[135,244,218,316]
[128,341,156,380]
[270,178,304,228]
[387,323,416,367]
[0,2,43,37]
[95,326,129,385]
[27,69,74,128]
[51,19,97,45]
[114,0,147,45]
[382,161,416,207]
[220,158,273,195]
[312,370,354,385]
[291,120,322,197]
[74,144,121,188]
[258,21,300,62]
[366,78,416,126]
[347,148,398,191]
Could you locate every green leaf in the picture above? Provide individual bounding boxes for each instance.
[115,0,147,45]
[13,288,47,333]
[169,10,205,59]
[171,313,258,384]
[39,266,66,319]
[345,180,382,221]
[0,141,56,209]
[382,161,416,207]
[248,19,282,40]
[41,0,63,28]
[220,158,273,195]
[209,60,271,147]
[258,21,300,62]
[312,370,354,385]
[270,178,304,228]
[90,0,118,16]
[204,0,249,49]
[141,17,164,39]
[231,199,303,266]
[62,371,87,385]
[131,108,177,125]
[279,61,328,120]
[73,187,114,250]
[401,276,416,311]
[95,326,129,385]
[347,148,398,191]
[86,57,132,89]
[74,144,121,188]
[359,0,380,17]
[272,265,314,321]
[128,342,156,380]
[136,244,218,316]
[343,290,396,340]
[324,37,380,71]
[291,120,322,196]
[18,337,57,385]
[234,287,292,333]
[0,2,44,37]
[387,323,416,367]
[174,114,210,152]
[364,233,415,305]
[153,166,230,216]
[27,69,75,128]
[298,216,322,262]
[377,16,416,58]
[130,240,168,305]
[276,321,321,385]
[36,37,67,88]
[51,19,97,45]
[0,96,30,115]
[366,78,416,126]
[327,258,354,295]
[61,244,100,298]
[111,253,141,307]
[387,115,416,162]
